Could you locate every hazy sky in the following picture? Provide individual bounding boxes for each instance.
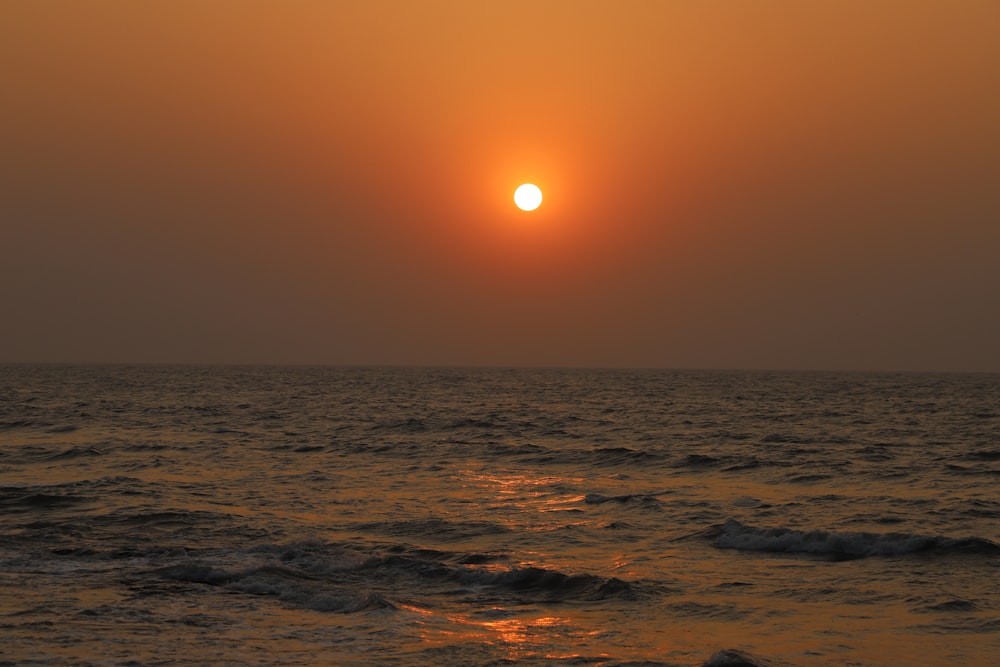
[3,1,998,370]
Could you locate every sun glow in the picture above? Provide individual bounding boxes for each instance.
[514,184,543,211]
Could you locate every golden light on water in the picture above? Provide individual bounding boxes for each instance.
[456,468,585,530]
[404,607,608,663]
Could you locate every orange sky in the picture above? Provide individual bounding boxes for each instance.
[2,1,999,370]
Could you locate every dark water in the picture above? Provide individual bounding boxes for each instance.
[1,365,998,665]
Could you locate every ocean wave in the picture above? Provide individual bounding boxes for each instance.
[702,648,784,667]
[674,454,775,472]
[481,442,554,460]
[580,447,661,465]
[945,463,1000,476]
[358,554,639,601]
[584,492,665,506]
[122,442,171,452]
[0,419,52,431]
[157,546,638,611]
[45,424,79,433]
[713,519,1000,559]
[157,562,395,613]
[0,476,146,513]
[1,475,143,491]
[0,492,87,512]
[759,433,810,444]
[356,518,511,540]
[667,600,747,621]
[91,508,239,531]
[445,417,497,430]
[457,565,636,600]
[915,598,980,613]
[42,446,107,461]
[909,617,1000,634]
[372,417,428,433]
[722,459,766,472]
[677,453,722,467]
[477,444,660,467]
[783,473,833,483]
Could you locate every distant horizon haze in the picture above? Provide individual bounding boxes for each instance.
[2,361,997,377]
[2,2,998,372]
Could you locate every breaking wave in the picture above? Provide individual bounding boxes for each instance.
[713,519,1000,559]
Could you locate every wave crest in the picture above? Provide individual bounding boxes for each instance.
[714,519,1000,560]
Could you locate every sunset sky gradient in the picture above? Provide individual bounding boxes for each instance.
[3,1,998,370]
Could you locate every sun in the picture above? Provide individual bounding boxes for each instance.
[514,183,543,211]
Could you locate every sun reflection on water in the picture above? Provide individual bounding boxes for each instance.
[456,468,586,517]
[401,604,608,663]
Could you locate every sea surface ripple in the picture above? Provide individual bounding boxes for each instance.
[1,365,998,665]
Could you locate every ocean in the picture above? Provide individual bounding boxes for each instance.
[1,365,997,666]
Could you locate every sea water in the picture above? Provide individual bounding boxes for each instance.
[1,365,997,666]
